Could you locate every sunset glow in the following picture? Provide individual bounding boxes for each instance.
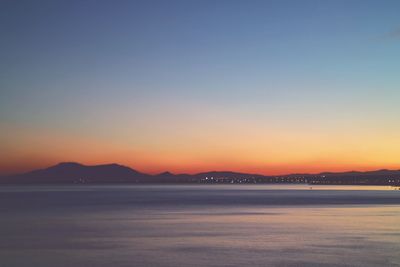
[1,1,399,176]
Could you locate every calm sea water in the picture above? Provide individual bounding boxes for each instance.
[0,184,399,267]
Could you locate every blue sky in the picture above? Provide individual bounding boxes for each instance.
[1,0,400,174]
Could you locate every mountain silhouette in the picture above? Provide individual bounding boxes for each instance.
[1,162,149,184]
[0,162,399,185]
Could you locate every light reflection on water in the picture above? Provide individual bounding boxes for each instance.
[0,184,398,192]
[0,185,399,267]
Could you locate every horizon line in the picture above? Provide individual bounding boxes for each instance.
[4,161,400,178]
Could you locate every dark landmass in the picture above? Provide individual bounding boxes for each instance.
[1,162,400,185]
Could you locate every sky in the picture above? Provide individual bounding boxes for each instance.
[1,0,400,175]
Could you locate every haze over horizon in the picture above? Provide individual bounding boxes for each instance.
[1,0,400,176]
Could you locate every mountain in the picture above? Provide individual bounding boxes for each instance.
[0,162,149,184]
[318,169,400,176]
[0,162,399,185]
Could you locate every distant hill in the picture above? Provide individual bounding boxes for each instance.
[0,162,149,184]
[0,162,399,185]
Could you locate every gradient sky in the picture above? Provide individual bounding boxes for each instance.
[1,0,400,175]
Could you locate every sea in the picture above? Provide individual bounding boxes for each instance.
[0,184,399,267]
